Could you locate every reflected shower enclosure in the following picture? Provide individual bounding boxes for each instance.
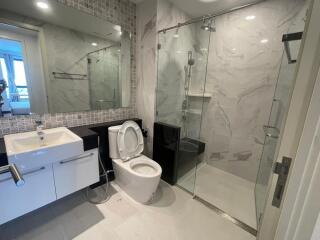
[88,45,121,109]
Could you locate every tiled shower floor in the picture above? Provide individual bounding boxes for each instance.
[179,164,257,229]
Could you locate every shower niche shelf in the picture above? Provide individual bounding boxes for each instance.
[186,92,212,98]
[184,109,202,115]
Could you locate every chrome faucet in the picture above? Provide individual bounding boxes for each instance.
[35,120,45,145]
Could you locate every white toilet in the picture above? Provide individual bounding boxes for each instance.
[108,121,162,203]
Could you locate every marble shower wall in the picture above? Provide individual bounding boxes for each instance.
[0,0,137,137]
[136,0,198,155]
[136,0,158,155]
[156,22,211,139]
[201,0,307,182]
[136,0,307,183]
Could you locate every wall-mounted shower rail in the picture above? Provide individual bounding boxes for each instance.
[282,32,303,64]
[52,72,88,80]
[86,43,121,56]
[158,0,266,33]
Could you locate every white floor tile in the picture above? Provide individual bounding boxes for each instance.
[0,181,256,240]
[193,164,257,228]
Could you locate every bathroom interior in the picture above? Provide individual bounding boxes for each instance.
[0,0,319,239]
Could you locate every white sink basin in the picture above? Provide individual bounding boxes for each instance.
[4,127,84,170]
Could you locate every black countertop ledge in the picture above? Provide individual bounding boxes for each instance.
[0,118,140,167]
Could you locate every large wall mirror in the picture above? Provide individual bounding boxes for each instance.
[0,0,131,116]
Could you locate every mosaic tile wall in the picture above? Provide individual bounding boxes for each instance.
[0,0,137,137]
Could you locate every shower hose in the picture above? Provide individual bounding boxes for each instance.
[85,137,113,204]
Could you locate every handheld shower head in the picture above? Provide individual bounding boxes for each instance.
[188,58,195,66]
[187,51,195,66]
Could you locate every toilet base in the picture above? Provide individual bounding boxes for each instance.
[112,156,162,204]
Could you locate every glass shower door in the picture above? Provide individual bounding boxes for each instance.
[156,21,211,193]
[87,45,121,110]
[255,28,305,227]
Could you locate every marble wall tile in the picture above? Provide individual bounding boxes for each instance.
[42,23,115,112]
[136,0,158,155]
[157,0,190,31]
[201,0,307,182]
[0,0,137,137]
[145,0,307,183]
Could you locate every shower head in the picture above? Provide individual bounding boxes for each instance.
[201,24,216,32]
[201,18,216,32]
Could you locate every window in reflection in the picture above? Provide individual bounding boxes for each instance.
[0,38,30,116]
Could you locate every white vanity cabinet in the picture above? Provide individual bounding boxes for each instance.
[53,148,99,199]
[0,148,99,225]
[0,165,56,224]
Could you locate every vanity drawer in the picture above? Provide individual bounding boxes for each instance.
[0,165,56,225]
[53,148,99,199]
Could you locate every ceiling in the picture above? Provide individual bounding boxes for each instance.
[0,0,122,42]
[132,0,265,18]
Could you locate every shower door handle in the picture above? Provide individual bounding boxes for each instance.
[272,156,292,208]
[282,32,303,64]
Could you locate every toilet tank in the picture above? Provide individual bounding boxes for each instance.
[108,125,122,159]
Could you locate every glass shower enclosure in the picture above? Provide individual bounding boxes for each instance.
[87,44,121,109]
[156,4,306,232]
[156,19,212,193]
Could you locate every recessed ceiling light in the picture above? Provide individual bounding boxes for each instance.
[260,39,269,44]
[36,1,49,9]
[113,25,122,32]
[245,15,256,21]
[91,42,98,46]
[173,34,179,38]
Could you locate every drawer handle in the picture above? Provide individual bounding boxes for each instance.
[0,166,46,183]
[59,153,94,165]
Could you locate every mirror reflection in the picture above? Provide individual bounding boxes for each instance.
[0,0,131,116]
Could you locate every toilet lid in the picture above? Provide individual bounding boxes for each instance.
[117,121,144,161]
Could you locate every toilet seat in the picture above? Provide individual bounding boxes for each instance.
[117,121,144,161]
[129,156,161,177]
